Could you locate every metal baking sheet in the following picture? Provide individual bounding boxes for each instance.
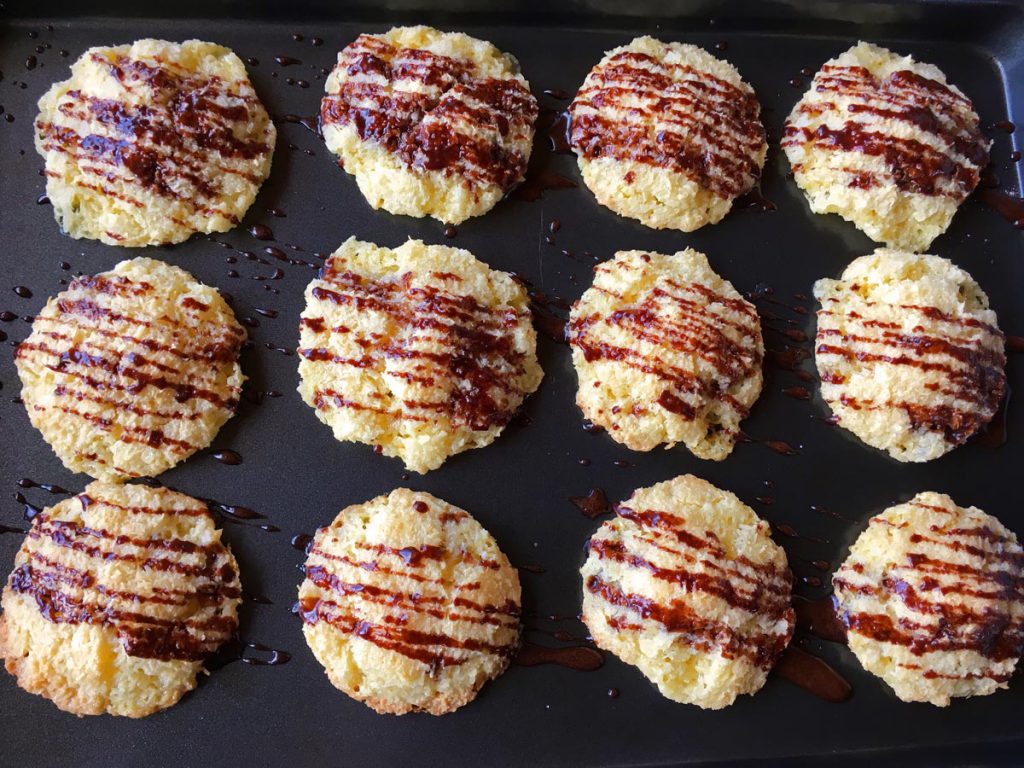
[1,1,1023,765]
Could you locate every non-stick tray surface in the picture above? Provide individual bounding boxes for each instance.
[1,1,1023,765]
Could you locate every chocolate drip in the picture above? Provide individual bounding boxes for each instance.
[774,646,852,702]
[793,595,848,644]
[515,642,603,671]
[569,488,612,519]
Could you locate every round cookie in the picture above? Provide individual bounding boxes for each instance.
[320,26,538,224]
[581,475,794,709]
[568,37,767,231]
[813,248,1005,462]
[834,492,1024,706]
[0,481,241,717]
[35,38,275,247]
[782,41,989,252]
[298,488,521,715]
[15,257,247,481]
[568,248,763,460]
[297,237,543,474]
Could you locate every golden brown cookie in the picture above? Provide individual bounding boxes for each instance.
[783,42,989,252]
[814,248,1005,462]
[834,492,1024,706]
[569,36,767,231]
[297,238,542,473]
[568,248,763,460]
[15,257,246,481]
[581,475,794,709]
[35,39,275,246]
[0,481,241,717]
[298,488,521,715]
[321,26,537,224]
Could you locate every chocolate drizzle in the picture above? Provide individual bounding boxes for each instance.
[568,255,763,445]
[300,252,537,433]
[569,48,766,199]
[14,270,247,478]
[834,497,1024,679]
[299,506,521,671]
[321,34,537,193]
[585,502,795,672]
[783,64,988,199]
[11,490,240,662]
[816,288,1007,448]
[35,50,274,227]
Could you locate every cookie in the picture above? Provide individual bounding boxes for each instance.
[35,39,275,246]
[783,41,989,251]
[580,475,794,709]
[0,481,241,717]
[15,257,246,481]
[320,26,537,224]
[568,248,763,460]
[834,492,1024,706]
[813,248,1005,462]
[568,37,767,231]
[297,238,542,473]
[298,488,521,715]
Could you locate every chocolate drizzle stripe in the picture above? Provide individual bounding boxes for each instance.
[568,50,765,198]
[587,574,791,669]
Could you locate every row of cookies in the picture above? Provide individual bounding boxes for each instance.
[11,235,1007,487]
[35,30,989,253]
[2,475,1019,716]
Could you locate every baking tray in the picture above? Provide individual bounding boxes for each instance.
[1,1,1023,765]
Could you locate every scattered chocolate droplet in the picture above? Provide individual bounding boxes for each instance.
[211,449,242,465]
[569,488,611,519]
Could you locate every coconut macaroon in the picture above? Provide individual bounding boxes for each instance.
[320,26,538,224]
[814,249,1006,462]
[568,37,767,231]
[35,38,276,247]
[298,488,521,715]
[15,257,246,481]
[783,42,989,252]
[297,238,542,474]
[581,475,794,709]
[834,492,1024,706]
[0,482,241,717]
[568,249,763,460]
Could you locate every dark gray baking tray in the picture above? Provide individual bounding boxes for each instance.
[1,1,1023,765]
